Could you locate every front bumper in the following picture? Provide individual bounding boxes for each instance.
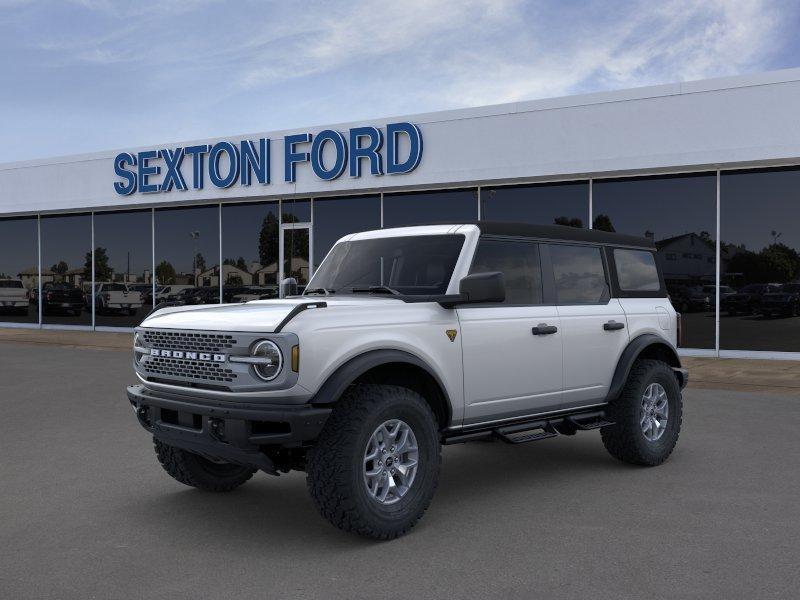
[127,384,331,473]
[0,300,28,307]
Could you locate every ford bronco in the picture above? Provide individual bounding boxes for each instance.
[127,222,687,539]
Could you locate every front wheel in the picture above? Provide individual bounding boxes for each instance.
[153,439,255,492]
[306,384,441,539]
[601,359,683,466]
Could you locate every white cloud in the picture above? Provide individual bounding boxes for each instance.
[0,0,794,161]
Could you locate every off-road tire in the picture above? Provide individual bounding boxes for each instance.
[601,359,682,466]
[153,438,256,492]
[306,384,441,540]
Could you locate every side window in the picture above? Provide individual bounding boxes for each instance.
[614,249,660,292]
[469,238,542,304]
[549,244,607,304]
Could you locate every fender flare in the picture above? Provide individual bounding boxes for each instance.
[605,334,682,402]
[309,349,453,422]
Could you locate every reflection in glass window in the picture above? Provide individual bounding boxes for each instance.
[383,189,478,228]
[155,205,219,307]
[614,249,660,291]
[550,244,607,304]
[0,217,38,324]
[282,198,311,223]
[470,239,542,304]
[40,214,92,326]
[221,201,279,302]
[721,168,800,352]
[93,210,153,327]
[481,182,589,227]
[593,173,716,348]
[313,195,380,268]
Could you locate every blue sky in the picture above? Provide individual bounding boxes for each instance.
[1,0,799,163]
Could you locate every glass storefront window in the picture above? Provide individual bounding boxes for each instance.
[593,173,717,349]
[40,213,92,326]
[480,181,589,227]
[313,195,381,267]
[721,167,800,352]
[383,189,478,228]
[154,205,220,307]
[221,201,279,302]
[93,210,153,327]
[0,217,38,324]
[282,198,311,223]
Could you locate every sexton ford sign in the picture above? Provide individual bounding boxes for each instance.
[112,122,423,196]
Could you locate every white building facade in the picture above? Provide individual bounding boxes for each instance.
[2,69,800,359]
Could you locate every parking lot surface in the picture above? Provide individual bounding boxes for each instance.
[1,342,798,599]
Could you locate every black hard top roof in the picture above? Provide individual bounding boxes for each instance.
[470,221,655,248]
[474,221,655,249]
[378,221,655,249]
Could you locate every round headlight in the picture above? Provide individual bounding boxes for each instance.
[252,340,283,381]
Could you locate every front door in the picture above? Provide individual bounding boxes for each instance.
[279,222,312,297]
[458,237,563,425]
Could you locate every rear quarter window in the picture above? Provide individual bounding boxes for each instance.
[614,249,661,292]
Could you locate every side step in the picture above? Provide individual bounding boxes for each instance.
[443,409,614,445]
[563,415,614,431]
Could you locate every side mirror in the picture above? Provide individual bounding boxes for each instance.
[440,271,505,307]
[460,271,505,303]
[281,277,298,297]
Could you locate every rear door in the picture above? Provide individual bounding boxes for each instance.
[546,243,629,406]
[609,247,677,348]
[458,237,563,425]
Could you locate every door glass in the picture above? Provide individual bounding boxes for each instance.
[470,238,543,304]
[283,227,310,293]
[550,244,608,304]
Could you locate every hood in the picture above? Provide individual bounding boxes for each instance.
[140,296,404,332]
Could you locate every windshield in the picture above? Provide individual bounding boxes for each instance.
[0,280,23,288]
[307,234,465,296]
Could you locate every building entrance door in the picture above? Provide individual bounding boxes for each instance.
[279,222,312,297]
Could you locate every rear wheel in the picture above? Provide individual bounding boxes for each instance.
[153,438,255,492]
[601,359,682,466]
[306,384,441,539]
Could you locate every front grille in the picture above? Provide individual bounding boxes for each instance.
[142,330,237,353]
[144,355,238,383]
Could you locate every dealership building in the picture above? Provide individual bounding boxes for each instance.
[1,68,800,359]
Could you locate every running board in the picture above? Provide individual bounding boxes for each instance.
[443,409,613,445]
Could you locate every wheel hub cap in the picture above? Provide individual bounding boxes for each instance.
[363,419,419,505]
[640,382,669,442]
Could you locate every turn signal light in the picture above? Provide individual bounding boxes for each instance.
[291,345,300,372]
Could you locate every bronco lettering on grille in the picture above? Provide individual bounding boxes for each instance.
[149,349,226,362]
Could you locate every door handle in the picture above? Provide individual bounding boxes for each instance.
[532,324,558,335]
[603,320,625,331]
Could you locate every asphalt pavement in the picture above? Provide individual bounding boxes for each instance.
[1,342,798,599]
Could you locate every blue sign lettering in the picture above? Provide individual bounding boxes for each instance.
[113,122,421,195]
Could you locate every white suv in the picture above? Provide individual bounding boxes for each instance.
[128,222,687,539]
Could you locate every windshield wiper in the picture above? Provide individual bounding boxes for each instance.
[351,285,401,295]
[304,287,335,296]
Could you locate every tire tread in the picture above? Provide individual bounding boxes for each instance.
[306,384,440,540]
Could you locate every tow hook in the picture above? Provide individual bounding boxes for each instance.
[209,418,225,441]
[135,405,151,427]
